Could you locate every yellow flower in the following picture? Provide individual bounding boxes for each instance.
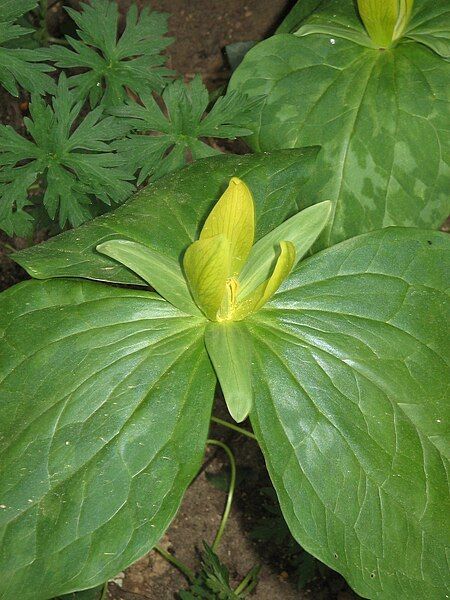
[183,177,296,322]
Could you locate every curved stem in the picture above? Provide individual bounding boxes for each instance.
[47,36,70,46]
[207,438,236,551]
[99,582,109,600]
[210,416,256,440]
[154,545,195,582]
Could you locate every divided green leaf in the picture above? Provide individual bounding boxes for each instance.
[0,74,135,236]
[179,543,260,599]
[111,76,262,184]
[44,0,173,107]
[0,0,54,96]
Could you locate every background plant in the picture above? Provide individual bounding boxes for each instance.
[44,0,173,107]
[0,0,259,236]
[0,75,135,236]
[0,0,54,96]
[111,75,262,184]
[229,0,450,249]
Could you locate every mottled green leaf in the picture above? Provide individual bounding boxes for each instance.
[247,228,449,599]
[229,0,450,249]
[0,279,215,600]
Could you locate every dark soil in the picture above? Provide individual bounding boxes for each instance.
[0,1,361,598]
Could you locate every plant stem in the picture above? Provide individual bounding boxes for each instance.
[154,545,195,582]
[210,416,256,440]
[47,36,70,46]
[38,0,49,45]
[0,241,15,253]
[99,582,109,600]
[234,566,259,596]
[207,438,236,551]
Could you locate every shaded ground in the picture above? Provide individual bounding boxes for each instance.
[106,402,359,600]
[0,1,361,598]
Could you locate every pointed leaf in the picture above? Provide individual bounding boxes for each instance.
[238,201,331,299]
[247,228,449,599]
[205,322,253,422]
[183,235,230,321]
[96,239,202,316]
[0,279,215,600]
[200,177,254,277]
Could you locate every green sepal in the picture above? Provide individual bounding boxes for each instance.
[183,234,231,321]
[96,239,202,316]
[238,201,331,300]
[205,321,253,422]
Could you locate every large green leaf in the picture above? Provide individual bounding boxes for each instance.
[12,149,320,284]
[229,1,450,249]
[0,279,214,600]
[247,228,449,599]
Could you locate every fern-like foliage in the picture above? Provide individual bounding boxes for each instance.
[0,0,54,96]
[0,75,135,236]
[179,543,260,599]
[44,0,173,107]
[111,75,261,184]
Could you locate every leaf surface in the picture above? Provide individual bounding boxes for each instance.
[229,4,450,249]
[0,279,215,600]
[247,228,450,599]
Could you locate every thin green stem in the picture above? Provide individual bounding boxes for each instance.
[207,438,236,552]
[47,36,70,46]
[38,0,48,44]
[234,566,259,596]
[99,582,109,600]
[210,416,256,440]
[154,545,195,583]
[0,241,15,253]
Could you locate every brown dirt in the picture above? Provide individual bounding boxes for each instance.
[0,1,361,598]
[106,401,359,600]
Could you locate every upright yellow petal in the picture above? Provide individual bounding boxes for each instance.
[183,234,231,321]
[234,241,296,320]
[200,177,254,277]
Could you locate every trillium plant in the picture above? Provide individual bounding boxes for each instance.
[97,176,331,422]
[229,0,450,248]
[0,151,448,600]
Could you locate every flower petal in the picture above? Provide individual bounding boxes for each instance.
[200,177,254,277]
[238,201,331,300]
[183,234,231,320]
